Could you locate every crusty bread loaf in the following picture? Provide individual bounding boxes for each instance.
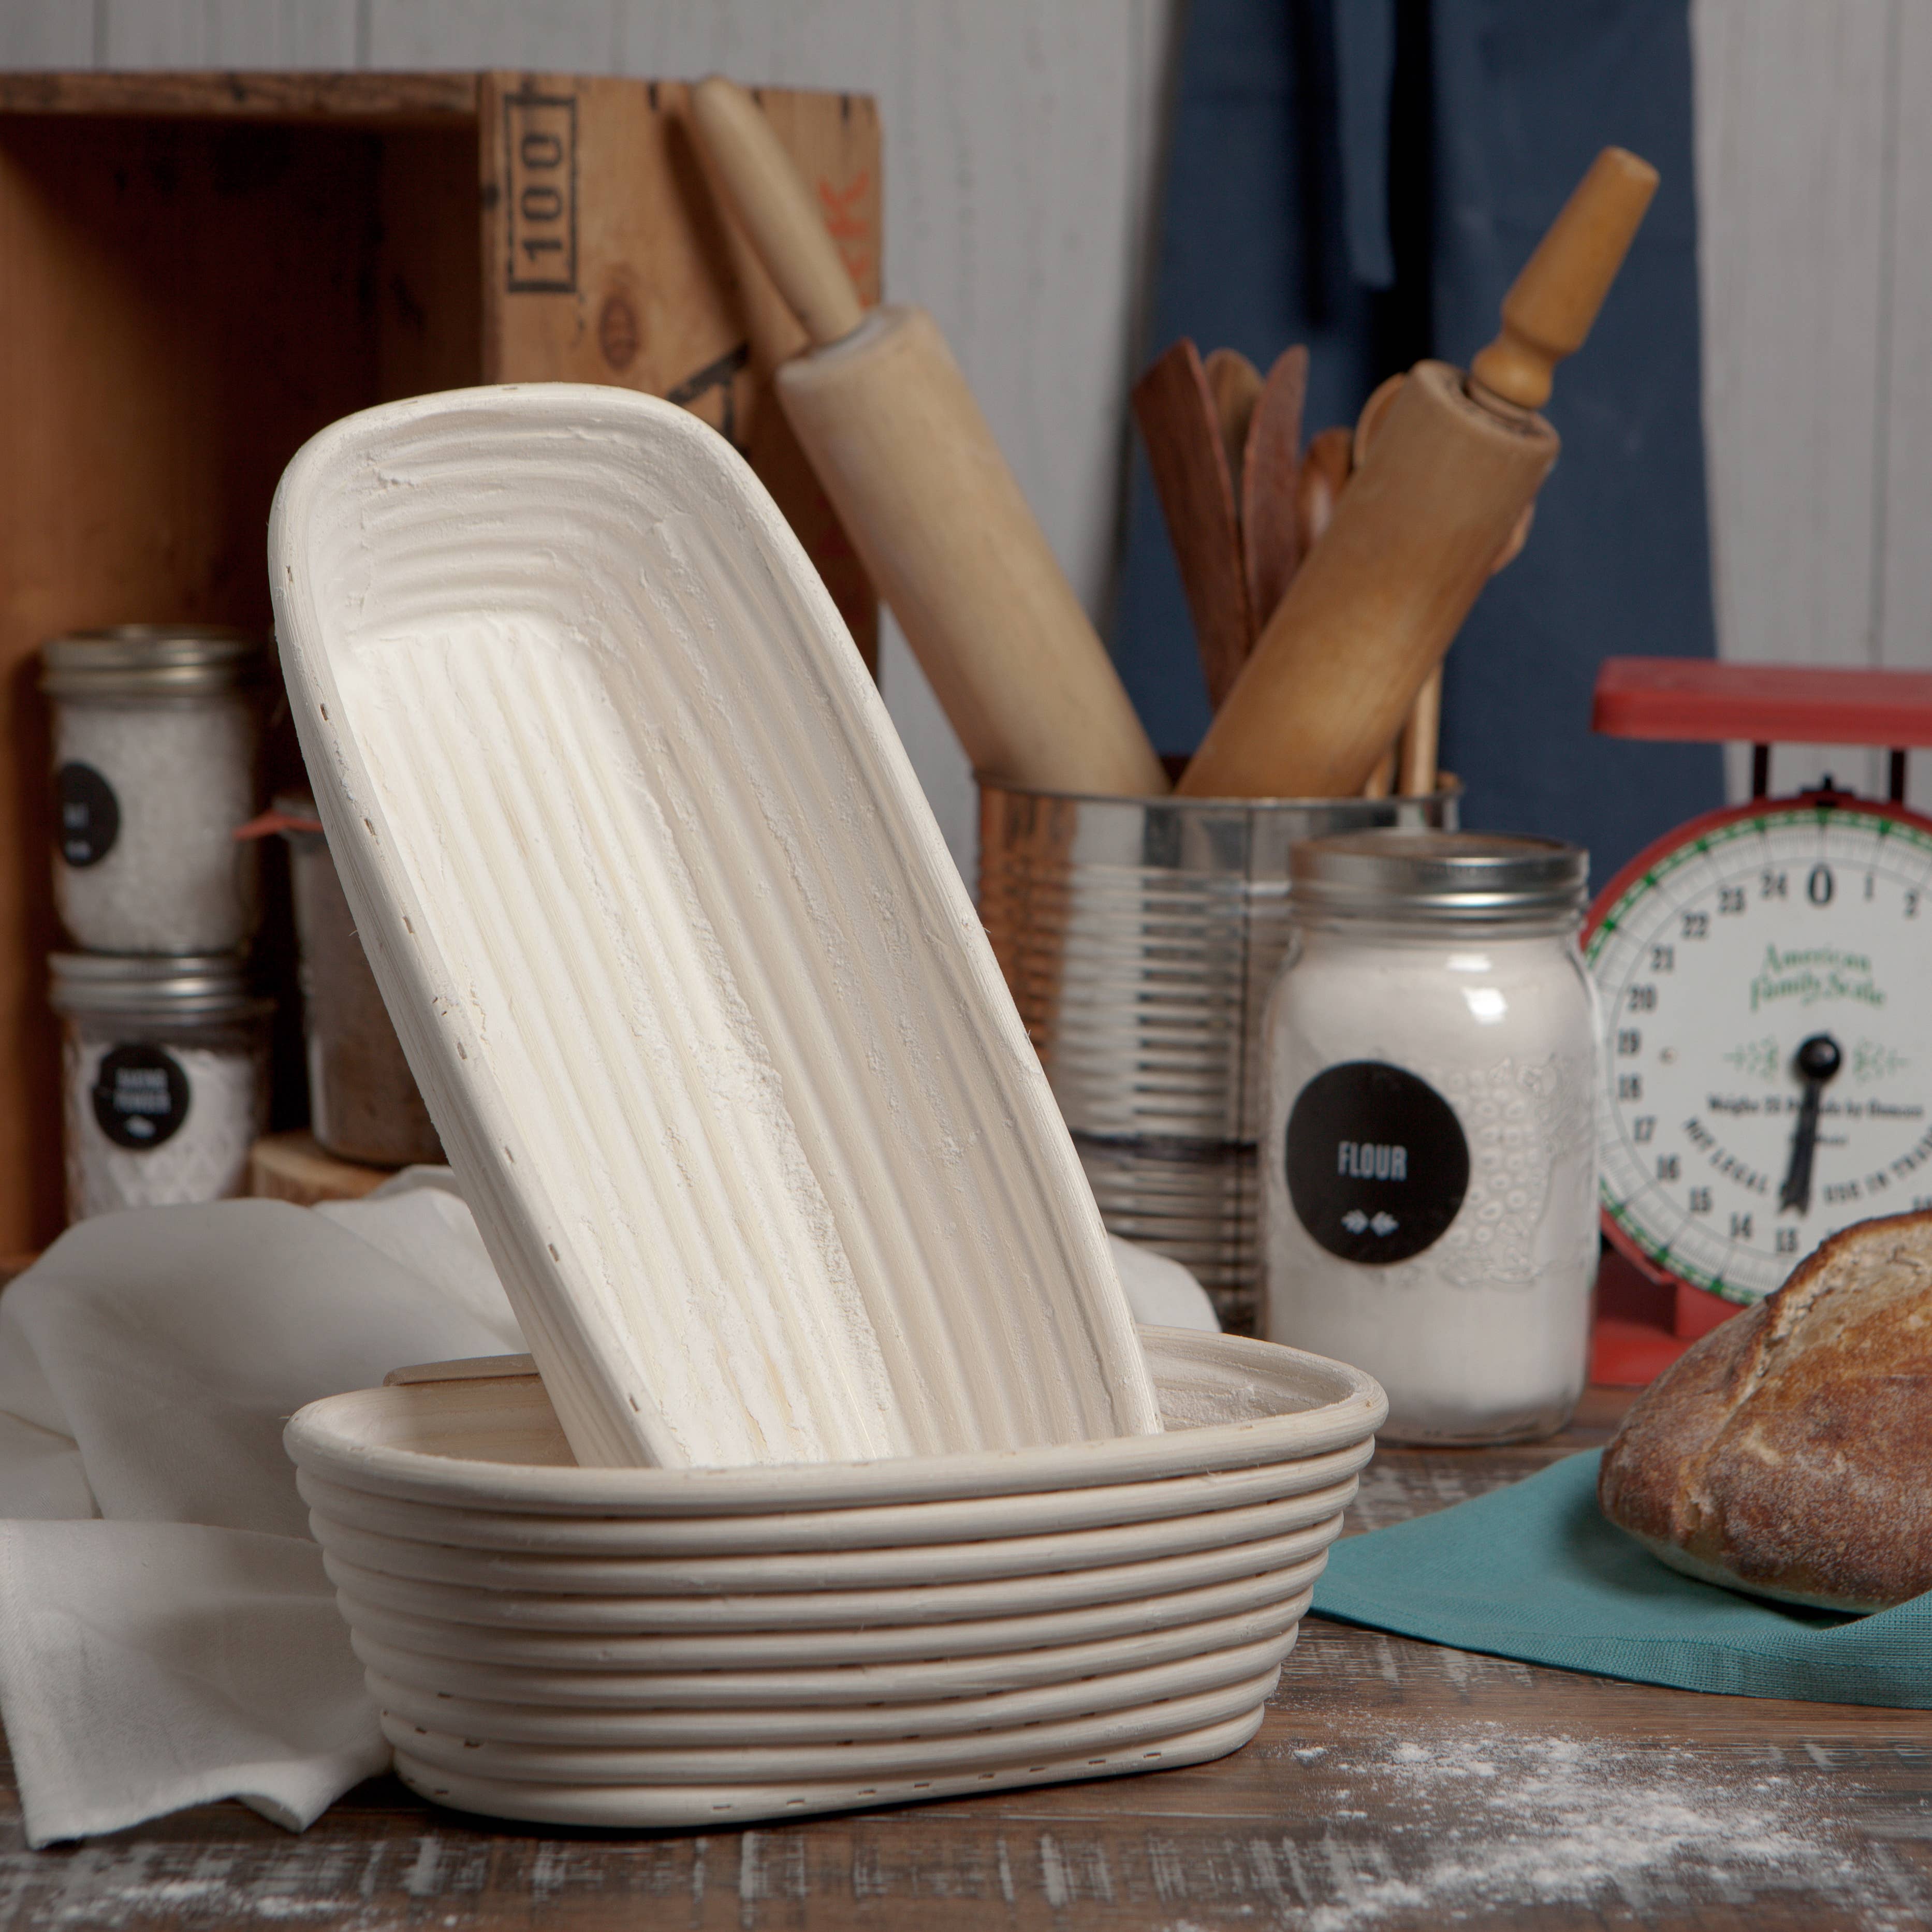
[1598,1210,1932,1612]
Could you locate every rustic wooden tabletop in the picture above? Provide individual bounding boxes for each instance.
[0,1385,1926,1930]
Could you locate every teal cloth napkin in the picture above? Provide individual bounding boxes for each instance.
[1311,1450,1932,1707]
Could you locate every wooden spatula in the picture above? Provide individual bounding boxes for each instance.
[1295,426,1355,555]
[1240,346,1309,635]
[1133,340,1254,711]
[1204,348,1262,500]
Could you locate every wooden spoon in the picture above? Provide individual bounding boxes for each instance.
[1133,340,1254,711]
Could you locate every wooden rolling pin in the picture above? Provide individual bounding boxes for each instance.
[1178,148,1658,799]
[692,77,1167,798]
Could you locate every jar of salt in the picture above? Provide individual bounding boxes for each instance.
[42,626,265,954]
[1263,831,1599,1444]
[50,952,272,1223]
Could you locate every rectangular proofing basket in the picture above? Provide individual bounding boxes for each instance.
[269,385,1160,1470]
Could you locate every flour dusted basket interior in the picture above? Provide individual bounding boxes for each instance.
[287,1327,1386,1827]
[268,384,1158,1472]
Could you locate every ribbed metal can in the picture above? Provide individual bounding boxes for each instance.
[978,780,1461,1332]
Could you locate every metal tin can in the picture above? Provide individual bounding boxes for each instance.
[49,951,272,1223]
[977,780,1460,1331]
[41,625,266,954]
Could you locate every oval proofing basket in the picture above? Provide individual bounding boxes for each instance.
[289,1327,1385,1828]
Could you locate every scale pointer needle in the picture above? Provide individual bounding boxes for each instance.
[1777,1033,1842,1217]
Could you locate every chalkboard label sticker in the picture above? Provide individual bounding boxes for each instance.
[55,762,120,869]
[92,1044,191,1151]
[1285,1060,1469,1264]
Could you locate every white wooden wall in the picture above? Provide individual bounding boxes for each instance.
[0,0,1176,877]
[1693,0,1932,807]
[7,3,1929,842]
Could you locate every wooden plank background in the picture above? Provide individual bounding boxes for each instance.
[3,0,1927,857]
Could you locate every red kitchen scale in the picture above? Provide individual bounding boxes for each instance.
[1584,657,1932,1383]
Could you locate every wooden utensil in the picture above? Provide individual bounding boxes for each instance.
[1358,371,1536,577]
[691,76,1166,799]
[1352,373,1406,469]
[1203,348,1262,501]
[1352,376,1427,794]
[1351,363,1534,798]
[1133,341,1254,711]
[1289,405,1409,803]
[1397,667,1443,796]
[1240,346,1309,635]
[1178,148,1658,800]
[1294,427,1355,556]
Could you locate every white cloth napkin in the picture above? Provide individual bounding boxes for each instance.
[0,1175,1214,1846]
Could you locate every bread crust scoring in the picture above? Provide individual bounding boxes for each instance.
[1597,1209,1932,1613]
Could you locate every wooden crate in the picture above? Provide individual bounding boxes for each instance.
[0,70,881,1251]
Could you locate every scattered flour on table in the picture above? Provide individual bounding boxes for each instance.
[1264,1720,1929,1930]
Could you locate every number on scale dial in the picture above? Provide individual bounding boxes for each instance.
[1587,799,1932,1304]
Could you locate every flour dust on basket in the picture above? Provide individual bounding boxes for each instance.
[268,384,1161,1471]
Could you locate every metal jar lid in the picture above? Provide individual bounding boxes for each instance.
[40,625,266,699]
[1289,830,1589,923]
[48,952,272,1021]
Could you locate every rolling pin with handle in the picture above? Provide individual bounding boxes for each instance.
[1178,147,1658,800]
[691,77,1167,799]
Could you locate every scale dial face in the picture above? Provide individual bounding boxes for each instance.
[1586,796,1932,1305]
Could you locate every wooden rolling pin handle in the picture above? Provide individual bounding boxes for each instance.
[1468,146,1659,413]
[1178,362,1556,800]
[692,75,865,347]
[778,308,1169,797]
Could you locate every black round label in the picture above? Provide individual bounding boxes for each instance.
[55,763,120,868]
[92,1044,191,1150]
[1284,1060,1469,1265]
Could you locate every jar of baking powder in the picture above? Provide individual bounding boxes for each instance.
[1263,831,1598,1443]
[42,626,266,954]
[50,953,272,1223]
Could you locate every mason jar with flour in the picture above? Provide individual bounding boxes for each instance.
[1263,831,1599,1443]
[42,626,265,954]
[50,952,272,1223]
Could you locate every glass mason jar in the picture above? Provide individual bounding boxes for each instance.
[50,952,272,1223]
[276,791,442,1168]
[42,625,266,954]
[1262,831,1599,1444]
